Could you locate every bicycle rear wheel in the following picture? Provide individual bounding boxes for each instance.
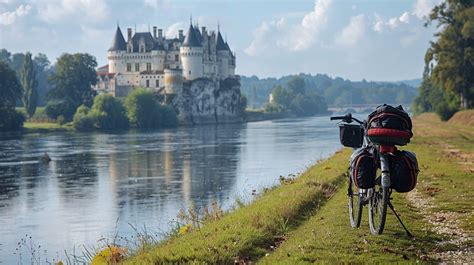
[348,178,363,228]
[368,184,389,234]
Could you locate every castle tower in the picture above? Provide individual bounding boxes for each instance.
[180,23,203,80]
[164,69,183,94]
[216,30,231,78]
[108,26,127,73]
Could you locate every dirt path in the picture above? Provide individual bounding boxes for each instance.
[406,189,473,263]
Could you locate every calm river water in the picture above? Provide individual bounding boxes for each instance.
[0,115,344,263]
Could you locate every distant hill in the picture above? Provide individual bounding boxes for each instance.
[395,78,422,88]
[240,74,419,109]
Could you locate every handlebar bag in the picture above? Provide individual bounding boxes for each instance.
[339,124,364,148]
[367,104,413,146]
[389,150,419,192]
[350,147,377,189]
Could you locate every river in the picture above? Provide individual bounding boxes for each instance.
[0,115,344,263]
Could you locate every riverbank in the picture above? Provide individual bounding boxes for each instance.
[122,111,473,264]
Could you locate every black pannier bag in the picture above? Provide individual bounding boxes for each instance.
[390,150,419,193]
[350,147,377,188]
[367,104,413,146]
[339,124,364,148]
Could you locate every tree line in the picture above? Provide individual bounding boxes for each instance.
[413,0,473,120]
[241,74,418,109]
[0,50,177,132]
[264,76,328,116]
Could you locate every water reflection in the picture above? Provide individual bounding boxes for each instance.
[0,116,341,263]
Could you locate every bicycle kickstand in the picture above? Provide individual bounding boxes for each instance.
[388,201,413,237]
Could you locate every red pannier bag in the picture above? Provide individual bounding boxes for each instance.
[367,104,413,146]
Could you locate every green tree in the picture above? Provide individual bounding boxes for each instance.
[425,0,474,109]
[125,88,177,128]
[72,105,94,131]
[0,61,25,131]
[287,76,306,95]
[89,94,129,130]
[47,53,97,121]
[20,52,39,118]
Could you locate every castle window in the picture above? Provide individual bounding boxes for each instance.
[156,80,159,87]
[146,80,149,88]
[146,63,151,71]
[127,63,131,72]
[175,54,179,61]
[189,70,191,75]
[135,63,140,72]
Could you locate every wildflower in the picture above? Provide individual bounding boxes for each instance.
[179,224,192,235]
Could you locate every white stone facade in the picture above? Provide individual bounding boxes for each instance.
[94,22,236,97]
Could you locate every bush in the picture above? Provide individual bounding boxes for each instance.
[0,107,25,131]
[57,115,66,126]
[45,100,75,121]
[125,88,177,128]
[264,102,285,113]
[72,95,129,131]
[72,105,94,131]
[90,94,129,129]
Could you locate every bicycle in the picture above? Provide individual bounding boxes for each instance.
[330,113,412,236]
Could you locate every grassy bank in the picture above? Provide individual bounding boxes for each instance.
[121,111,473,264]
[23,122,72,133]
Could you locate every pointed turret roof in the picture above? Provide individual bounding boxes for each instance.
[108,26,127,51]
[216,31,227,51]
[182,23,202,47]
[194,25,202,41]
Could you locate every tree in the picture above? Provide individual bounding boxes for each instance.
[287,76,306,95]
[20,52,39,118]
[47,53,97,121]
[125,88,177,128]
[89,94,129,130]
[425,0,474,109]
[0,61,25,131]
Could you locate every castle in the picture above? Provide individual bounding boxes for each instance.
[94,21,237,97]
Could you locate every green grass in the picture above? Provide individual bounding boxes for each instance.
[124,149,351,264]
[259,184,442,264]
[23,121,72,133]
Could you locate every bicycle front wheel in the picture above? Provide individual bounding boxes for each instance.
[348,178,363,228]
[368,185,389,234]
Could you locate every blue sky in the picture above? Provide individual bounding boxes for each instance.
[0,0,442,81]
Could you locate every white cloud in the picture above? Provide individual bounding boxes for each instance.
[335,14,365,47]
[373,13,384,33]
[373,11,410,32]
[399,12,410,24]
[38,0,108,24]
[412,0,440,19]
[0,4,31,26]
[245,0,332,56]
[143,0,171,9]
[165,22,185,38]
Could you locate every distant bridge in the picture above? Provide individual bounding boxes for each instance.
[328,103,411,113]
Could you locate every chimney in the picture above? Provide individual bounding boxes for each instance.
[153,26,157,38]
[201,26,206,36]
[158,29,163,39]
[178,30,183,40]
[127,28,132,41]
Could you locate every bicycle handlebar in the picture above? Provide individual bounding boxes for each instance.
[330,115,347,120]
[330,113,363,124]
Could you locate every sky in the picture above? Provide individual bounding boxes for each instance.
[0,0,443,81]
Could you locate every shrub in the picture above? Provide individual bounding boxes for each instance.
[45,100,75,121]
[90,94,129,130]
[57,115,66,126]
[125,88,177,128]
[72,105,94,131]
[0,108,25,131]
